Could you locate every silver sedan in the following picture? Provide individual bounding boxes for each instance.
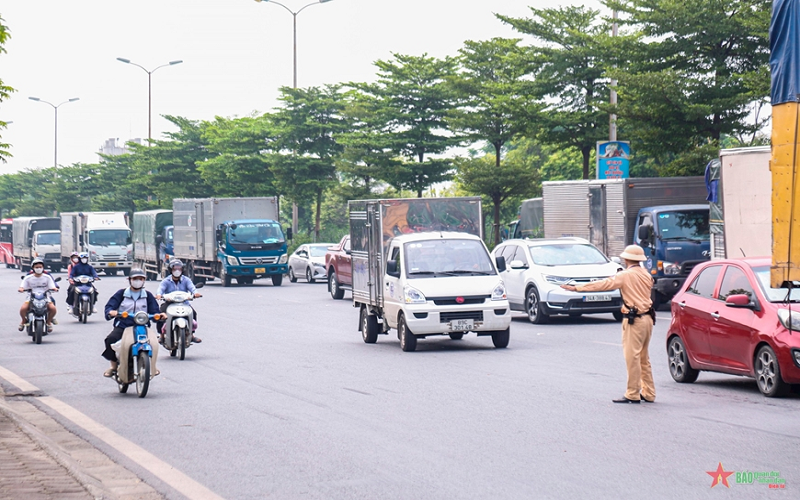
[287,243,334,283]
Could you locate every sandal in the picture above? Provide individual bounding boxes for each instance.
[46,324,54,333]
[103,368,116,378]
[18,323,26,332]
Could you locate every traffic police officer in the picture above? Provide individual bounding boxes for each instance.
[562,244,655,404]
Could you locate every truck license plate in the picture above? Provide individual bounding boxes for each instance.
[107,262,117,267]
[584,294,611,302]
[255,267,265,274]
[450,319,474,331]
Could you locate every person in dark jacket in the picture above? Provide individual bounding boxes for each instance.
[67,252,100,310]
[101,268,159,377]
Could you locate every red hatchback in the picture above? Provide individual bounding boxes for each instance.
[667,257,800,397]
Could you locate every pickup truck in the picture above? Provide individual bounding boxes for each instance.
[325,235,351,299]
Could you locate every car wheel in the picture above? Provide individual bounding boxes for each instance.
[651,289,667,311]
[491,328,510,348]
[306,267,315,283]
[449,333,464,340]
[755,345,790,397]
[360,306,379,344]
[667,335,699,383]
[288,268,297,283]
[329,271,344,300]
[398,314,417,352]
[525,287,549,324]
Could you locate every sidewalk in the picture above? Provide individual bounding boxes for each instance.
[0,386,163,500]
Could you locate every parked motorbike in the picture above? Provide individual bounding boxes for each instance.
[23,277,61,345]
[160,282,203,360]
[72,275,98,323]
[112,311,161,398]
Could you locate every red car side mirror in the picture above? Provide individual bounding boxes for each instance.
[725,294,752,307]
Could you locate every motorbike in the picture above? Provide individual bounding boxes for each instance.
[72,275,98,323]
[111,311,161,398]
[160,282,203,360]
[23,277,61,345]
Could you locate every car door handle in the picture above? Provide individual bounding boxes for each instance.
[678,302,686,308]
[710,312,720,320]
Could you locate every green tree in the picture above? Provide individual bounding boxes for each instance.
[605,0,770,175]
[500,6,613,180]
[270,85,347,240]
[449,37,539,244]
[0,16,15,162]
[360,54,459,196]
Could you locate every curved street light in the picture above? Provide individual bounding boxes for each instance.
[116,58,183,142]
[255,0,334,234]
[28,96,80,168]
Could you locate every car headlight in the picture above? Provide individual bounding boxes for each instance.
[226,255,239,266]
[658,261,681,275]
[314,262,325,269]
[491,282,507,301]
[544,275,572,285]
[279,253,288,264]
[403,285,426,304]
[778,309,800,330]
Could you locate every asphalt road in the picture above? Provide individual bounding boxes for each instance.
[0,267,797,499]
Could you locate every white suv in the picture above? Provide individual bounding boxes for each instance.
[492,238,623,324]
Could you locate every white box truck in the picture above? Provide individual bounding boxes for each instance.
[12,217,62,272]
[60,212,133,275]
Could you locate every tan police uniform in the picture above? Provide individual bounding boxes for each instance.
[575,245,655,402]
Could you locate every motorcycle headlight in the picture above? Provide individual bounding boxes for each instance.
[279,253,288,264]
[403,285,427,304]
[658,261,681,276]
[778,309,800,330]
[226,255,239,266]
[491,282,507,301]
[544,275,572,285]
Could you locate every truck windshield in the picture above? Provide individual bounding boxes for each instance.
[228,223,284,245]
[657,210,709,241]
[89,230,131,246]
[752,266,800,302]
[404,239,495,276]
[166,228,173,243]
[36,233,61,245]
[529,244,608,266]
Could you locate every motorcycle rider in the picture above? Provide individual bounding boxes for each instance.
[68,252,100,313]
[102,268,160,377]
[155,259,203,343]
[18,258,58,332]
[66,251,80,276]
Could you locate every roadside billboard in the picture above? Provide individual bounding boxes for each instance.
[596,141,631,180]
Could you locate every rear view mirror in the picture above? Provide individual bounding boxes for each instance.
[285,227,293,240]
[215,229,222,243]
[195,281,205,289]
[156,234,163,244]
[495,256,506,273]
[509,260,527,270]
[54,277,62,283]
[638,225,653,247]
[611,256,621,264]
[725,294,757,310]
[386,260,399,277]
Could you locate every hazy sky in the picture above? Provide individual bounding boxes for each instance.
[0,0,601,173]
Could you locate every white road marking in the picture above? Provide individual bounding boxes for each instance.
[0,366,224,500]
[591,341,623,347]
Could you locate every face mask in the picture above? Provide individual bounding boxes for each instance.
[72,257,79,264]
[172,270,182,278]
[33,267,44,275]
[80,258,88,264]
[130,279,145,290]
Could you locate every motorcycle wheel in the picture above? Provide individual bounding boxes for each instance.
[118,380,129,393]
[33,320,43,344]
[135,352,150,398]
[80,303,88,324]
[179,327,186,360]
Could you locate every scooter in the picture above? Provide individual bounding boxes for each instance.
[160,282,203,360]
[22,277,61,345]
[72,275,98,323]
[111,311,161,398]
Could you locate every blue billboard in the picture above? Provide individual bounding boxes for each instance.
[596,141,631,180]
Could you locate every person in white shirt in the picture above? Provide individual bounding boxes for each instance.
[18,258,58,332]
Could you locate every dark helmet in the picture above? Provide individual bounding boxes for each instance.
[31,258,45,267]
[128,268,146,279]
[168,259,184,270]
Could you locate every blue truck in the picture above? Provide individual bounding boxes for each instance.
[172,197,289,287]
[542,177,710,308]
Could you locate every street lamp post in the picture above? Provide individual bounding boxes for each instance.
[255,0,334,234]
[28,96,80,169]
[116,58,183,143]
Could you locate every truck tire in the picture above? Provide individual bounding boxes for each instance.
[329,271,345,299]
[491,328,510,348]
[122,268,130,277]
[398,314,417,352]
[271,274,283,286]
[221,267,232,287]
[360,306,379,344]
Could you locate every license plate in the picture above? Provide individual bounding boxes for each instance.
[584,294,611,302]
[107,262,117,267]
[449,319,474,331]
[255,267,265,274]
